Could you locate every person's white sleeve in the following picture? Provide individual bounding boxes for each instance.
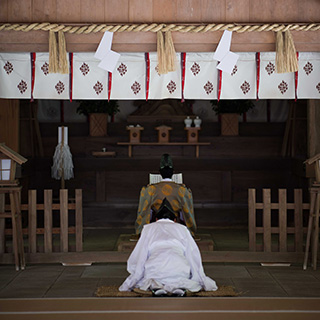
[119,226,150,291]
[184,229,218,291]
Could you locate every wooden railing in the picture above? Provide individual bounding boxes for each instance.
[2,189,82,254]
[248,188,309,253]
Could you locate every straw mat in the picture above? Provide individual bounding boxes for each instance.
[95,285,239,297]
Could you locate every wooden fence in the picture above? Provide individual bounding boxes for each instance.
[1,189,82,254]
[249,188,309,253]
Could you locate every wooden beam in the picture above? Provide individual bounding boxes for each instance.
[0,29,320,52]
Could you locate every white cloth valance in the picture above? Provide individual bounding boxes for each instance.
[34,53,70,100]
[0,53,31,99]
[0,52,319,100]
[184,53,218,100]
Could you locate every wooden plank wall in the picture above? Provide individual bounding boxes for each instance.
[0,0,319,52]
[1,0,319,23]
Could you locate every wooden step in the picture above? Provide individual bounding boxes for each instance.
[1,297,320,320]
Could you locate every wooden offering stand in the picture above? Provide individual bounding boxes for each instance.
[127,126,144,143]
[185,127,200,143]
[155,125,172,143]
[118,125,210,158]
[303,153,320,270]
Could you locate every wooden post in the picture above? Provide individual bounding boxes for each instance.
[312,191,320,270]
[75,189,83,252]
[0,194,5,254]
[13,190,25,269]
[278,189,287,252]
[28,190,37,253]
[281,103,293,157]
[303,189,317,270]
[248,188,256,252]
[60,189,68,253]
[9,192,19,270]
[294,189,303,252]
[308,100,320,158]
[44,190,53,253]
[263,189,271,252]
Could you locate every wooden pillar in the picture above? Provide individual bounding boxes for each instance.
[0,194,5,254]
[0,99,20,152]
[308,100,320,158]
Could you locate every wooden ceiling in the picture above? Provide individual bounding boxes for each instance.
[0,0,320,52]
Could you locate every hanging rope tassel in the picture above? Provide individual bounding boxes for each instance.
[164,31,177,72]
[58,31,69,74]
[284,30,299,73]
[49,31,58,73]
[275,31,286,73]
[157,31,167,74]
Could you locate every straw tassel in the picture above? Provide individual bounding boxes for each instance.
[58,31,69,74]
[49,31,58,73]
[276,31,285,73]
[157,31,167,74]
[284,30,299,72]
[164,31,177,72]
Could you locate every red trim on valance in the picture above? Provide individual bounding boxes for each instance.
[295,52,299,101]
[145,52,150,101]
[30,52,36,102]
[69,52,73,102]
[218,69,222,101]
[181,52,186,102]
[256,52,260,100]
[108,72,112,101]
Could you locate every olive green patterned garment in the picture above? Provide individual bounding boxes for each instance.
[135,181,196,235]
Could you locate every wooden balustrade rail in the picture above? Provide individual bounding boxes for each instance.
[248,188,308,253]
[1,189,83,255]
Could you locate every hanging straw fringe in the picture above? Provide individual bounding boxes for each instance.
[51,143,74,180]
[49,31,58,73]
[157,31,167,74]
[164,31,177,72]
[284,30,299,72]
[276,31,298,73]
[49,31,69,74]
[276,31,285,73]
[157,31,177,74]
[58,31,69,74]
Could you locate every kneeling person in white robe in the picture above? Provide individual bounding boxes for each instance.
[119,199,217,295]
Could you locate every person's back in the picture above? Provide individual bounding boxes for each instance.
[120,200,217,294]
[142,219,192,287]
[135,154,196,235]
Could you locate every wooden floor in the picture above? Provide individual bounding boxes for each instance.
[1,262,320,299]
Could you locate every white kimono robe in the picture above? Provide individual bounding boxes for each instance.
[119,219,218,292]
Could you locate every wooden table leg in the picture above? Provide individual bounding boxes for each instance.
[303,190,316,270]
[128,145,132,158]
[196,145,199,158]
[312,192,320,270]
